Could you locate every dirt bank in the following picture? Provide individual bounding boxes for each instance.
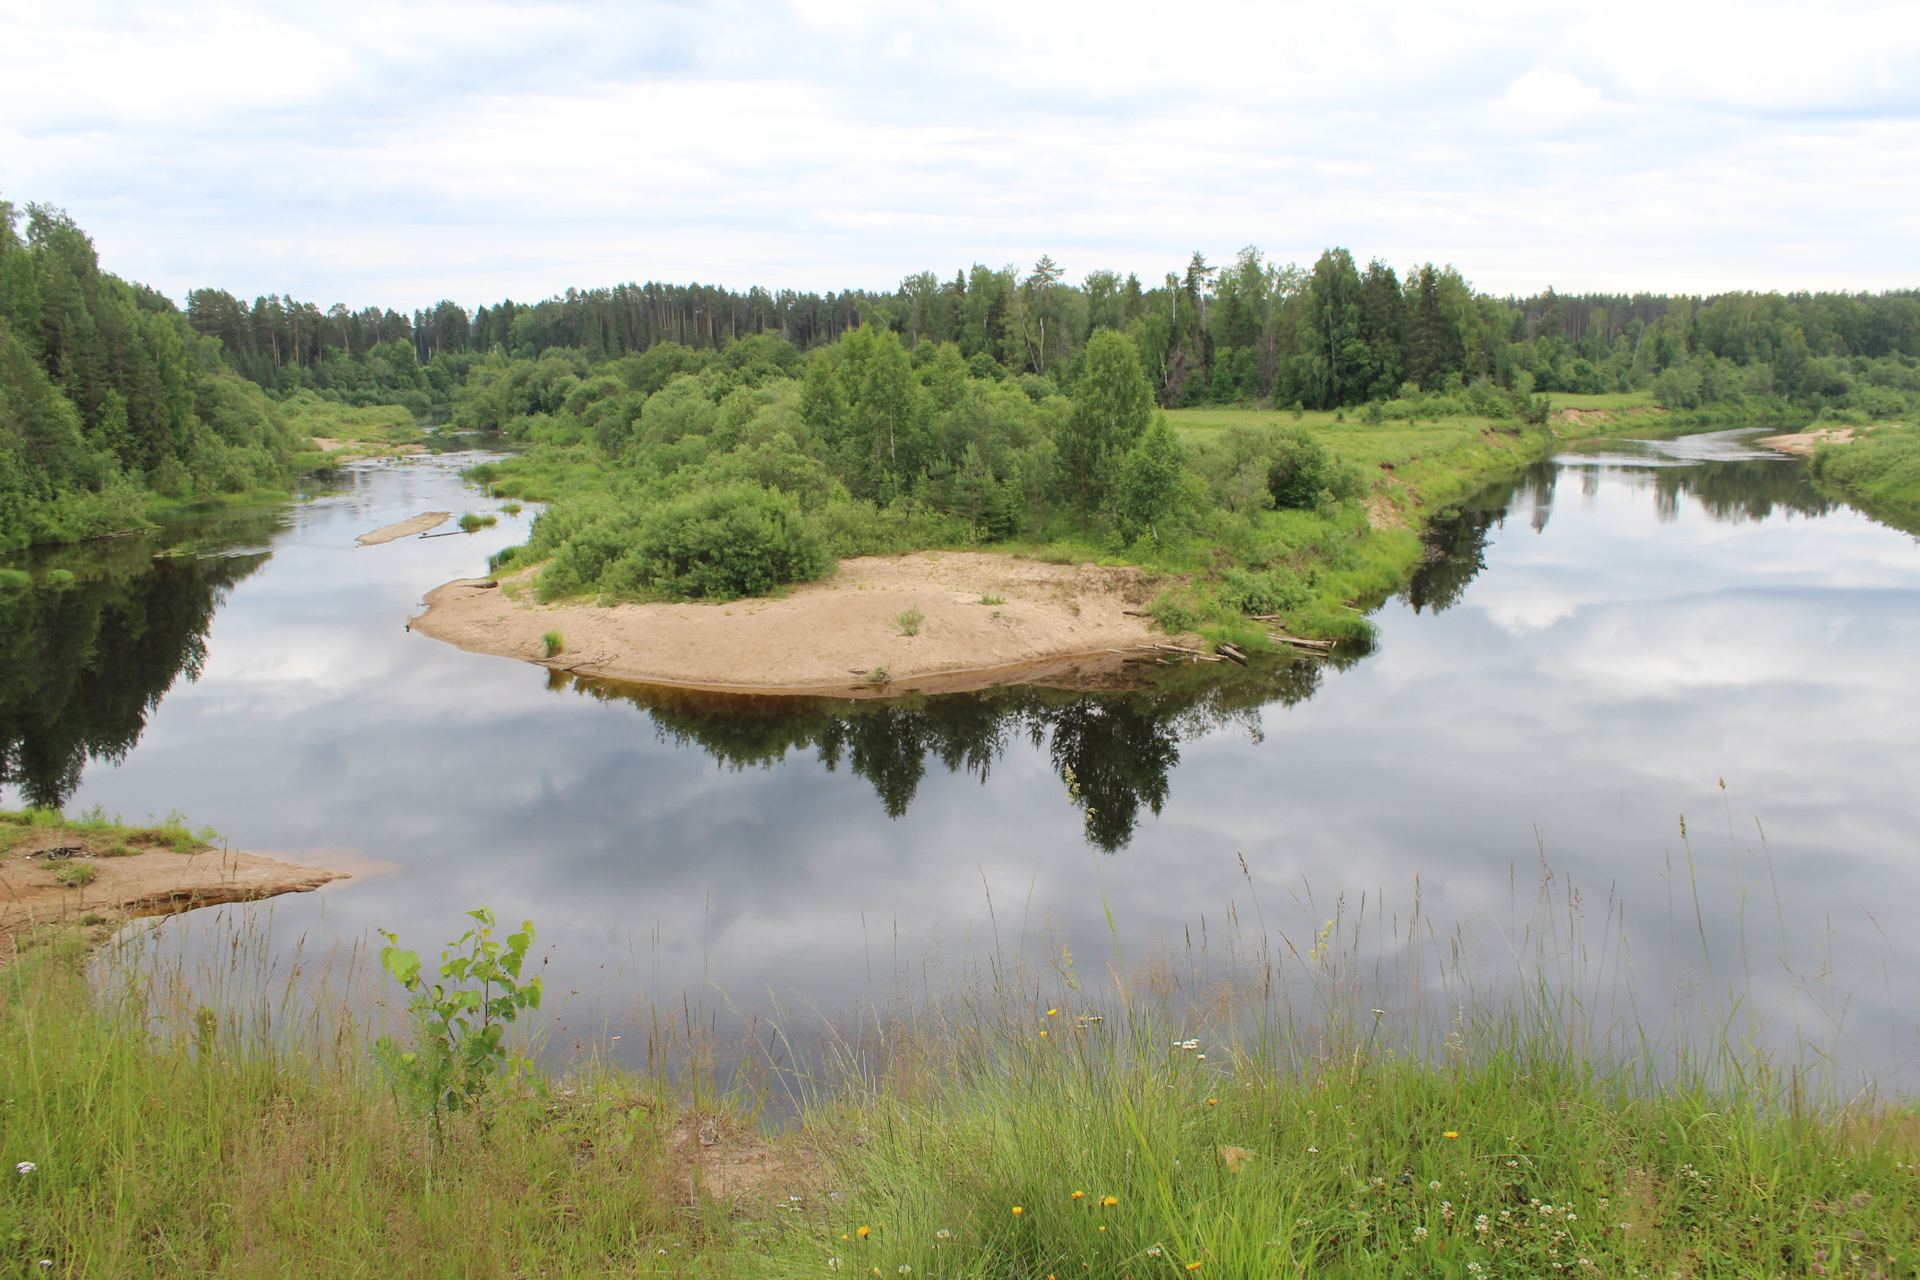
[2,833,346,950]
[413,551,1192,695]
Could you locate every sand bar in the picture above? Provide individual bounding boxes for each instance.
[413,551,1189,696]
[358,511,451,545]
[1759,426,1873,456]
[2,839,345,949]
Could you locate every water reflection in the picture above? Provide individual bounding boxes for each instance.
[0,514,280,808]
[561,657,1330,850]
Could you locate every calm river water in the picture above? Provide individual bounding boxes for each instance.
[4,429,1917,1079]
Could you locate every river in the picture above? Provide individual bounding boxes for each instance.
[4,428,1917,1082]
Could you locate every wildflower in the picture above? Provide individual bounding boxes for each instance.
[1429,1181,1441,1190]
[1047,1008,1057,1017]
[1040,1030,1048,1038]
[1443,1131,1459,1139]
[1011,1206,1023,1216]
[1186,1263,1203,1272]
[827,1262,842,1273]
[1145,1247,1163,1257]
[899,1267,912,1274]
[15,1162,35,1176]
[1207,1098,1217,1106]
[1071,1191,1085,1201]
[1101,1196,1119,1208]
[936,1229,952,1240]
[1196,1054,1207,1060]
[858,1226,871,1239]
[1413,1226,1429,1240]
[1307,1146,1319,1154]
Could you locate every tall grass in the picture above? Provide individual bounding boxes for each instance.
[2,844,1915,1278]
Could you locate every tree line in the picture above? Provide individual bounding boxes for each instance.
[186,249,1920,422]
[0,203,302,550]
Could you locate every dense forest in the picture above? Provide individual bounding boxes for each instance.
[0,203,302,550]
[186,247,1920,421]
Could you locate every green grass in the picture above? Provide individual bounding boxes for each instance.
[895,606,925,637]
[1811,421,1920,535]
[542,629,565,658]
[2,845,1915,1278]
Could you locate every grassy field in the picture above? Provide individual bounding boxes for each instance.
[4,840,1916,1278]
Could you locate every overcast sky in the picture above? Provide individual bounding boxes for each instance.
[3,0,1919,311]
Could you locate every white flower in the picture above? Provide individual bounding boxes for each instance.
[935,1229,952,1240]
[15,1162,35,1176]
[826,1260,842,1272]
[1307,1146,1319,1154]
[1429,1180,1441,1190]
[898,1267,912,1274]
[1146,1246,1163,1257]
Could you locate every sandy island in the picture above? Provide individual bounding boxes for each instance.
[359,511,451,545]
[413,551,1197,696]
[2,834,346,950]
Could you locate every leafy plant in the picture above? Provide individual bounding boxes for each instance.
[375,908,543,1144]
[893,606,925,636]
[542,630,565,658]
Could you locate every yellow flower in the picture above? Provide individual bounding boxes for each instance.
[1071,1191,1085,1201]
[1040,1030,1049,1037]
[857,1226,871,1239]
[1100,1196,1119,1208]
[1098,1226,1106,1233]
[1186,1263,1203,1272]
[1207,1098,1217,1106]
[1444,1131,1460,1139]
[1011,1206,1023,1216]
[1047,1008,1058,1017]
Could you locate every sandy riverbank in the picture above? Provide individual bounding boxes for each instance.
[413,551,1194,696]
[2,837,345,950]
[1759,425,1876,455]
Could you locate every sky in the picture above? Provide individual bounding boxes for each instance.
[3,0,1920,311]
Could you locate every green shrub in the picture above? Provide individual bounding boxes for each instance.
[893,606,924,637]
[1216,566,1311,616]
[542,630,565,658]
[619,485,829,600]
[1267,428,1362,508]
[1147,586,1203,634]
[458,513,497,533]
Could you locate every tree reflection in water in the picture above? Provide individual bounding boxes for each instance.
[556,656,1332,851]
[1405,452,1842,616]
[0,517,277,810]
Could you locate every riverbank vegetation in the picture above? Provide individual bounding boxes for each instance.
[3,863,1916,1277]
[1811,423,1920,534]
[0,204,304,551]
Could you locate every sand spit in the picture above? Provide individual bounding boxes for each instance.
[1759,426,1874,456]
[2,841,345,948]
[413,551,1191,696]
[358,511,452,545]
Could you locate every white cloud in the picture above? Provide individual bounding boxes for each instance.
[3,0,1918,307]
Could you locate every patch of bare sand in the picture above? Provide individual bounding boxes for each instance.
[413,551,1188,696]
[1,836,345,950]
[358,511,451,545]
[1760,425,1875,456]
